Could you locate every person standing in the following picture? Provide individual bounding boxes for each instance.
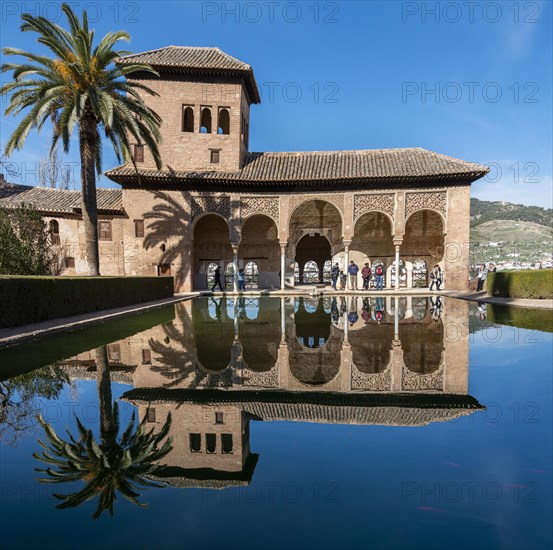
[374,263,384,291]
[477,264,488,291]
[348,260,359,290]
[429,264,442,291]
[331,262,340,290]
[237,268,246,291]
[475,264,484,291]
[211,265,223,292]
[339,270,347,290]
[361,262,371,290]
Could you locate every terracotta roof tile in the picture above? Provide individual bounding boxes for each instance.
[106,148,489,188]
[0,183,123,215]
[118,46,261,104]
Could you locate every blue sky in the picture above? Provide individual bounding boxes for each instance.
[1,1,551,208]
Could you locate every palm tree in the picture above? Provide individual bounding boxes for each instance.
[34,346,173,518]
[1,4,162,275]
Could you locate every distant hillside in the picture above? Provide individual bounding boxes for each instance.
[470,198,553,228]
[471,220,553,243]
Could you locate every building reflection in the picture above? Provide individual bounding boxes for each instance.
[67,296,481,489]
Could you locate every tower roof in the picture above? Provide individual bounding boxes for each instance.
[117,46,261,104]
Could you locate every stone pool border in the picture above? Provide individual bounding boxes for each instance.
[443,290,553,310]
[0,293,202,349]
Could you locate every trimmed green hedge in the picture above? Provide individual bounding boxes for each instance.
[487,304,553,333]
[0,276,174,328]
[487,270,553,299]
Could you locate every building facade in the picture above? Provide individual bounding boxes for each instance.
[0,46,489,292]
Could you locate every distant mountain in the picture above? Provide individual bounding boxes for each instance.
[470,198,553,228]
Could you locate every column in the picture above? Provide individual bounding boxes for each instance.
[280,297,286,337]
[232,244,239,292]
[344,242,350,290]
[280,243,287,290]
[394,245,400,291]
[394,296,399,339]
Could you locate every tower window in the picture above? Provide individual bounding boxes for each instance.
[215,412,224,424]
[200,107,212,133]
[206,433,217,454]
[190,433,201,452]
[210,149,220,164]
[217,108,230,134]
[133,144,144,162]
[141,349,151,364]
[182,106,194,132]
[221,434,233,454]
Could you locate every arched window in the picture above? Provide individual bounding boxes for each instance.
[218,108,230,134]
[49,219,60,245]
[244,261,258,289]
[225,263,234,287]
[182,106,194,132]
[390,259,407,288]
[303,261,319,284]
[322,260,332,283]
[412,259,428,288]
[200,107,212,133]
[206,262,219,288]
[294,261,300,283]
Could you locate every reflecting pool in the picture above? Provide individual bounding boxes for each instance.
[0,297,551,550]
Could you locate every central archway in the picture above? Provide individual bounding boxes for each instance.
[295,234,331,284]
[289,200,342,285]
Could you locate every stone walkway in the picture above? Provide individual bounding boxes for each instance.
[443,290,553,310]
[0,293,200,349]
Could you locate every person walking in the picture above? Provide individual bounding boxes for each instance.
[348,261,359,290]
[374,263,384,291]
[331,262,340,290]
[237,268,246,291]
[361,262,371,291]
[211,265,223,292]
[429,264,442,291]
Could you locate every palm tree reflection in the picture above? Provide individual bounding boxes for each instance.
[33,346,173,518]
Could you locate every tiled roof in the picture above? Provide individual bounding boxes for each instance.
[122,388,484,427]
[117,46,261,104]
[0,182,124,215]
[106,148,489,189]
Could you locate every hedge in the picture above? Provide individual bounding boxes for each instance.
[487,304,553,333]
[486,270,553,299]
[0,276,174,328]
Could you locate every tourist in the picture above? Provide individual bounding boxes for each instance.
[348,298,359,326]
[331,262,340,290]
[211,265,223,292]
[348,261,359,290]
[430,295,442,320]
[429,264,442,291]
[477,301,487,320]
[237,268,246,291]
[331,297,340,324]
[339,270,347,290]
[361,297,371,324]
[374,297,384,324]
[489,263,497,273]
[374,263,384,291]
[476,263,488,291]
[361,262,371,290]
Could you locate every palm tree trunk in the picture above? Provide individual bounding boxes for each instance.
[79,113,100,276]
[94,346,114,442]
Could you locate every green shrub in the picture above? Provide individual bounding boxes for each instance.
[487,270,553,299]
[0,276,174,328]
[487,304,553,333]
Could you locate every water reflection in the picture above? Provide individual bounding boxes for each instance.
[57,297,481,492]
[34,346,173,518]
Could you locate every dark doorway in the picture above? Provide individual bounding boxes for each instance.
[295,234,331,284]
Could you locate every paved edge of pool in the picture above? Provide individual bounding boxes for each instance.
[0,293,203,349]
[443,290,553,310]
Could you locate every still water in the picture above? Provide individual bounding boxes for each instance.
[0,296,551,550]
